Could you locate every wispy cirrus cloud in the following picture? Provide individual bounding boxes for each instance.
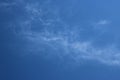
[11,1,120,66]
[90,19,111,34]
[25,31,120,65]
[96,20,110,25]
[16,27,119,67]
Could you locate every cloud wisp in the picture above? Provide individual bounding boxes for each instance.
[10,1,120,66]
[96,20,110,25]
[24,31,120,66]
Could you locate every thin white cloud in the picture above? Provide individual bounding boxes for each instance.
[11,2,120,66]
[97,20,110,25]
[91,19,111,34]
[91,20,110,28]
[22,30,120,66]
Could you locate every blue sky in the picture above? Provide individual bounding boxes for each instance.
[1,0,120,80]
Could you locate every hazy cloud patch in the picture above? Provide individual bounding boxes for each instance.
[10,1,120,66]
